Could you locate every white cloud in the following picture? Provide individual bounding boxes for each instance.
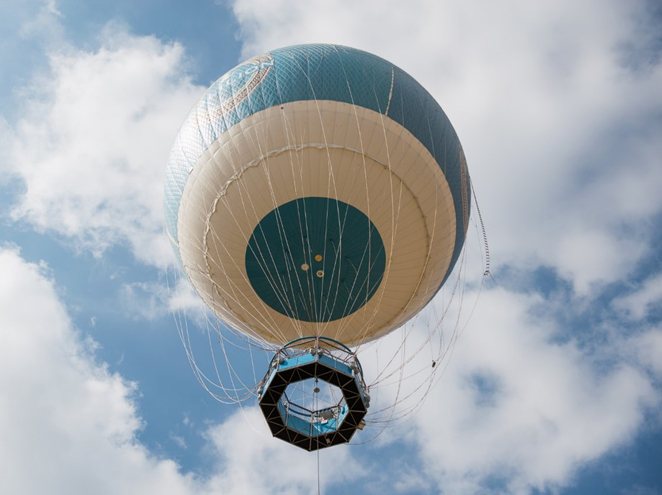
[230,0,662,294]
[120,281,171,320]
[18,0,63,43]
[119,275,208,321]
[553,229,648,294]
[165,274,210,315]
[0,247,197,494]
[2,25,203,268]
[616,272,662,320]
[631,329,662,378]
[382,289,658,494]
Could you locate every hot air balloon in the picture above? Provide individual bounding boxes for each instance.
[165,44,475,451]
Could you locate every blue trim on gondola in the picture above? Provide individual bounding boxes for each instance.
[277,400,349,437]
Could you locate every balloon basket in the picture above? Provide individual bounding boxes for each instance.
[257,336,369,451]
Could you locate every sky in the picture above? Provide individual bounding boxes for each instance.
[0,0,661,494]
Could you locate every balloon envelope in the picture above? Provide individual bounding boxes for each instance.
[165,44,470,346]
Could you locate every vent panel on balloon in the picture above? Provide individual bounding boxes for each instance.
[257,337,369,451]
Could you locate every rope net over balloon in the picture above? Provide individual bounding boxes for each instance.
[164,44,490,443]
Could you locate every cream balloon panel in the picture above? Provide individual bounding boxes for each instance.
[177,100,456,346]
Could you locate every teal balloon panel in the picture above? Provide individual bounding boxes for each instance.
[246,197,386,322]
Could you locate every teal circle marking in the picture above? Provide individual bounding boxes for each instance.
[246,197,386,322]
